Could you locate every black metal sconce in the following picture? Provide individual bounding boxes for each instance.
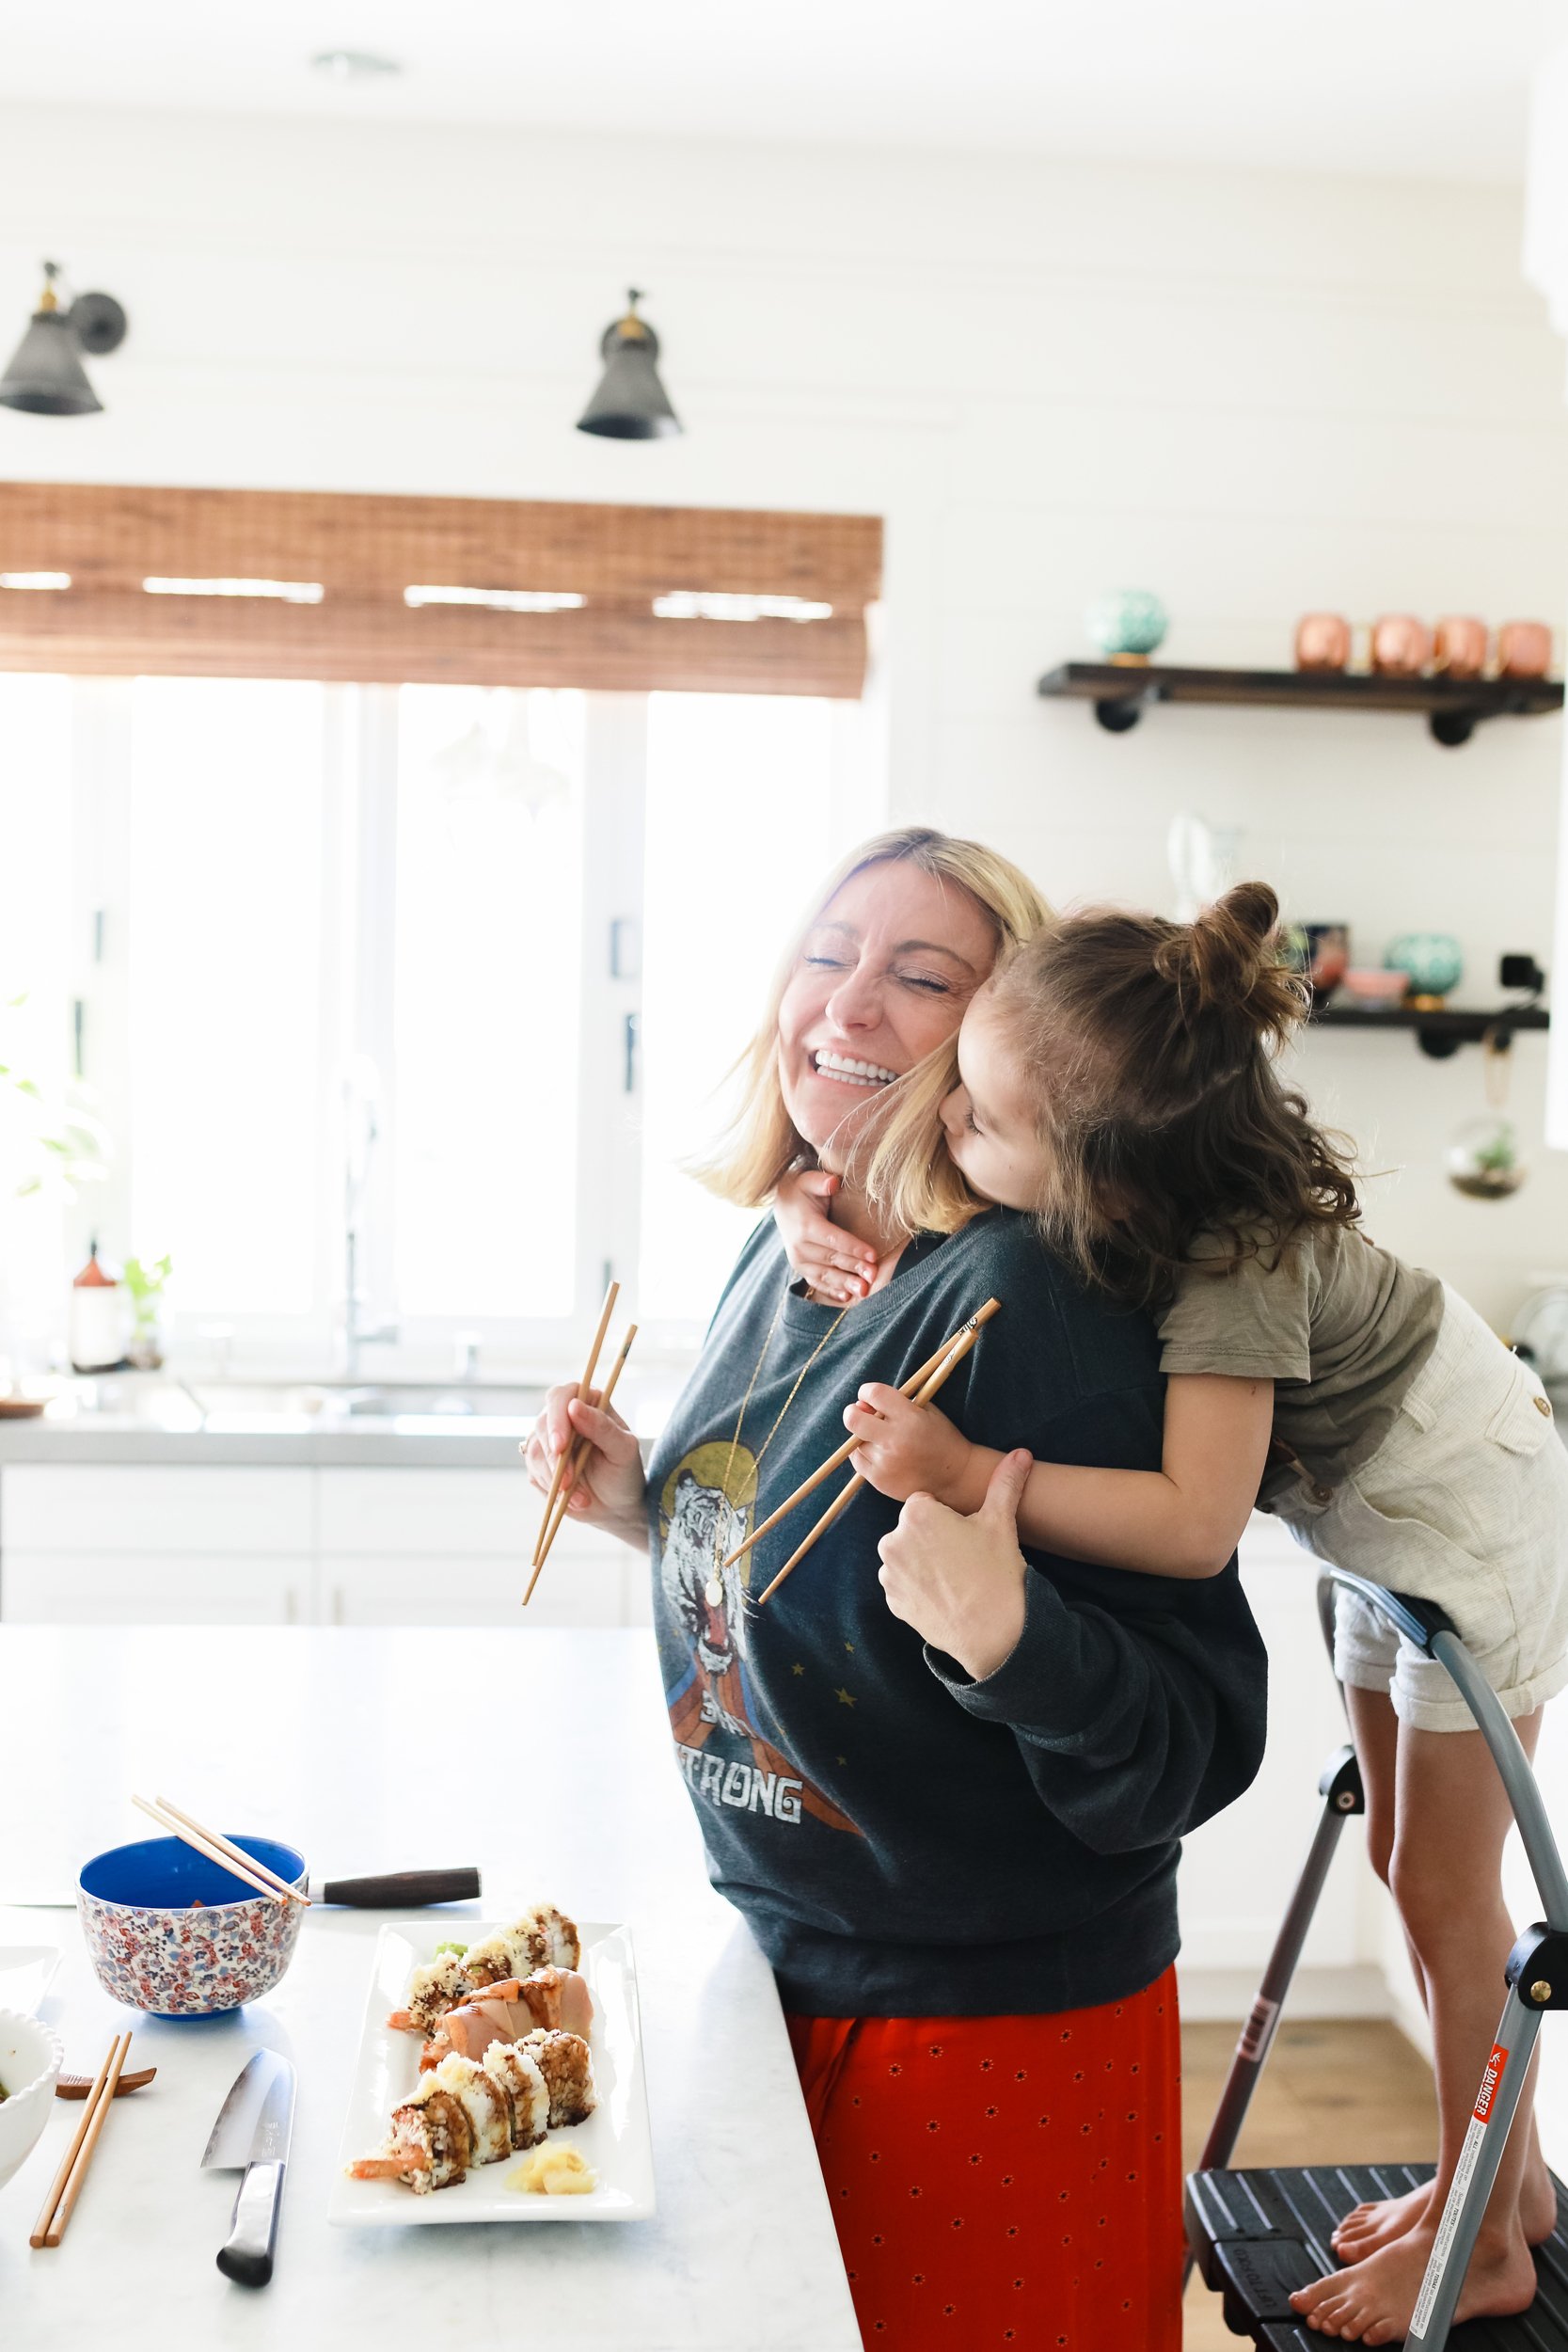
[576,289,682,441]
[0,262,129,417]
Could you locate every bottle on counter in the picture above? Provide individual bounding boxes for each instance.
[69,1240,126,1374]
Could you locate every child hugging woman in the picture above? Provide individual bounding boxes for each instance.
[778,881,1568,2345]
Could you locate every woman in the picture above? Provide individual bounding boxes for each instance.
[525,826,1268,2347]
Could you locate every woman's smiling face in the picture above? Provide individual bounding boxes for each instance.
[777,861,997,1168]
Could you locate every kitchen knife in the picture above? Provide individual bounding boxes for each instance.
[201,2049,295,2288]
[309,1866,481,1907]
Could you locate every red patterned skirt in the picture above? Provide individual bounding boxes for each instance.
[785,1965,1182,2350]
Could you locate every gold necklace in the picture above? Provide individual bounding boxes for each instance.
[705,1280,849,1608]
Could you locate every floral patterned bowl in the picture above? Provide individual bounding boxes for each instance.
[77,1835,307,2017]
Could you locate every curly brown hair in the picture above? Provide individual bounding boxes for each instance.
[987,881,1361,1311]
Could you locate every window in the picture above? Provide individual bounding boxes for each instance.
[21,676,871,1372]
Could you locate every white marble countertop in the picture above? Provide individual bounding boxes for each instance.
[0,1627,859,2351]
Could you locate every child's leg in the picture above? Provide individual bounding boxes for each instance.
[1329,1690,1555,2259]
[1291,1706,1545,2342]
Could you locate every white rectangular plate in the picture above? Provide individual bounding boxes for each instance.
[0,1945,60,2014]
[328,1919,654,2225]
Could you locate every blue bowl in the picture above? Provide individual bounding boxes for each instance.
[77,1835,308,2016]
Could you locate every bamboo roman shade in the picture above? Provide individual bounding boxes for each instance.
[0,483,882,697]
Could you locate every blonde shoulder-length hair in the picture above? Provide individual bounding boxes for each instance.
[693,826,1051,1237]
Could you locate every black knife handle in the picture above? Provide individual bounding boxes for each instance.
[318,1867,482,1908]
[216,2159,283,2289]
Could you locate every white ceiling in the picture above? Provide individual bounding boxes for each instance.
[2,0,1561,183]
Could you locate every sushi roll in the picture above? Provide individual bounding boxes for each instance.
[461,1930,517,1989]
[351,2075,474,2194]
[433,2052,513,2167]
[402,1950,473,2032]
[482,2041,551,2150]
[522,2028,596,2129]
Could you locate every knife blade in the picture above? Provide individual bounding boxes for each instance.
[201,2050,295,2288]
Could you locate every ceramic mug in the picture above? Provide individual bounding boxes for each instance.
[1432,616,1488,679]
[1370,615,1431,676]
[1294,613,1351,672]
[1496,621,1553,680]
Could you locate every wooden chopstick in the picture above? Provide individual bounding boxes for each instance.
[533,1279,619,1566]
[130,1795,295,1908]
[724,1298,1001,1572]
[525,1320,638,1602]
[31,2031,131,2247]
[756,1309,997,1605]
[151,1795,309,1908]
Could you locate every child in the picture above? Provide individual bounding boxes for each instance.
[775,881,1568,2344]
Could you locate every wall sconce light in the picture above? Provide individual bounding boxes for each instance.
[576,289,682,441]
[0,262,129,417]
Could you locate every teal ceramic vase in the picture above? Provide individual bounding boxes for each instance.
[1385,933,1464,1004]
[1085,589,1168,661]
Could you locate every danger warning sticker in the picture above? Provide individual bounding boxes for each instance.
[1473,2044,1509,2124]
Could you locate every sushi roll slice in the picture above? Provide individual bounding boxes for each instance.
[506,1903,581,1976]
[433,2052,513,2168]
[401,1950,474,2032]
[350,2076,475,2193]
[522,2027,596,2129]
[462,1930,517,1989]
[482,2041,551,2151]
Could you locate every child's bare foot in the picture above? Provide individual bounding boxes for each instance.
[1289,2220,1538,2342]
[1333,2157,1558,2261]
[1330,2179,1433,2259]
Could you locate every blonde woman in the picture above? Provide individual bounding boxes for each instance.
[524,827,1267,2349]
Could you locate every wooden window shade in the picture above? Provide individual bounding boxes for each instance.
[0,483,882,698]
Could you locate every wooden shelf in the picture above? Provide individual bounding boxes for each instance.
[1037,661,1564,747]
[1310,1001,1549,1059]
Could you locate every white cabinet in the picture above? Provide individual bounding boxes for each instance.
[0,1461,648,1629]
[2,1549,309,1625]
[0,1467,315,1627]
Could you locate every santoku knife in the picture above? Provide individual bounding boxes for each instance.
[8,1863,482,1908]
[201,2049,296,2287]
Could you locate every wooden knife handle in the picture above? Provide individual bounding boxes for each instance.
[317,1867,481,1907]
[216,2159,283,2289]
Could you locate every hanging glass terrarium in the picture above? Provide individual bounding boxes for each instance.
[1446,1029,1527,1200]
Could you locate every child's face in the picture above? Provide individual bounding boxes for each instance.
[940,994,1050,1212]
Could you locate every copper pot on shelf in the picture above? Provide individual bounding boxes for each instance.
[1370,614,1432,676]
[1294,613,1351,672]
[1432,616,1488,679]
[1496,621,1553,679]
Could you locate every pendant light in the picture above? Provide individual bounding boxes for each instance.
[576,289,682,441]
[0,262,128,417]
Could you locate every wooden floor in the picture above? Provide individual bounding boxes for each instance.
[1181,2017,1435,2350]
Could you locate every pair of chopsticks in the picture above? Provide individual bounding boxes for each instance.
[731,1296,1002,1606]
[31,2030,134,2247]
[526,1279,638,1602]
[131,1794,309,1908]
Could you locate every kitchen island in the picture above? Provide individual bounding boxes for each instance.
[0,1626,861,2351]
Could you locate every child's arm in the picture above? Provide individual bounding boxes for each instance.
[773,1168,879,1303]
[846,1372,1274,1580]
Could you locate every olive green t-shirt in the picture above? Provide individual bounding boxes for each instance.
[1155,1221,1445,1507]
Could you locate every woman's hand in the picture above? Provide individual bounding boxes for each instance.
[773,1168,879,1303]
[521,1381,649,1552]
[845,1386,983,1509]
[877,1451,1033,1682]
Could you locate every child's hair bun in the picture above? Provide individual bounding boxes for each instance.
[1156,881,1307,1042]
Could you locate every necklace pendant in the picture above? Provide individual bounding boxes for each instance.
[705,1575,724,1610]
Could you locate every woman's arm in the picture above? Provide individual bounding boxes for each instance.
[879,1439,1268,1852]
[521,1382,649,1553]
[848,1372,1273,1579]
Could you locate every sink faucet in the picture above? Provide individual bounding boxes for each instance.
[343,1070,399,1383]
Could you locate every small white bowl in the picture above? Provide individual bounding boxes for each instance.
[0,2006,65,2190]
